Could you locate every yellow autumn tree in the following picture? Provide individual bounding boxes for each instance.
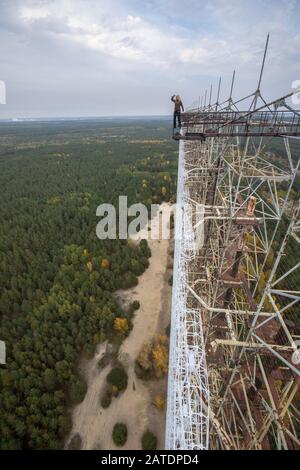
[101,258,110,269]
[86,261,93,272]
[152,335,169,378]
[114,317,129,334]
[136,334,169,379]
[153,395,165,411]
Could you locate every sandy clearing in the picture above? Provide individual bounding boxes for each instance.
[67,203,173,450]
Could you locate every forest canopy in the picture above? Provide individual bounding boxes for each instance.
[0,118,176,449]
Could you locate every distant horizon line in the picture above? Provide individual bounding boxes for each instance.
[0,114,172,122]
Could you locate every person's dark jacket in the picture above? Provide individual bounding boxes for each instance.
[171,95,184,112]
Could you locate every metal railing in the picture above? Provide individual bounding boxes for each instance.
[181,110,300,139]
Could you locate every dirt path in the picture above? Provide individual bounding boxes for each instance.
[67,204,172,450]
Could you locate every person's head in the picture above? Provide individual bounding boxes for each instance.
[175,95,181,103]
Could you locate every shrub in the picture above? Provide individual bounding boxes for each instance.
[139,239,151,258]
[68,378,87,405]
[127,300,140,316]
[106,366,128,392]
[98,353,110,369]
[112,423,128,446]
[131,300,140,311]
[170,213,175,229]
[66,433,82,450]
[142,431,157,450]
[100,389,112,408]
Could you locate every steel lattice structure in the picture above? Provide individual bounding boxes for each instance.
[166,37,300,450]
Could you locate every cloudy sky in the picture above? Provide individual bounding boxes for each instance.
[0,0,299,118]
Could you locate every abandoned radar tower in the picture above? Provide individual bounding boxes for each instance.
[166,35,300,450]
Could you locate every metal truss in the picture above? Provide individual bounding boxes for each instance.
[180,97,300,139]
[165,140,210,450]
[166,37,300,450]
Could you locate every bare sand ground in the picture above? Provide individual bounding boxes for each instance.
[66,204,173,450]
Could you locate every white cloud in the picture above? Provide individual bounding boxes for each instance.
[20,6,50,22]
[16,0,299,80]
[0,0,299,117]
[15,0,265,74]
